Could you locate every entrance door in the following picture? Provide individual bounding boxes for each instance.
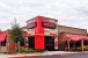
[45,36,54,51]
[28,36,34,49]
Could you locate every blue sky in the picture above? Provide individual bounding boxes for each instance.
[0,0,88,31]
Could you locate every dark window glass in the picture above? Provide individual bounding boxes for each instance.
[42,22,56,29]
[17,38,24,46]
[28,36,34,49]
[45,36,54,50]
[27,22,36,29]
[20,39,24,46]
[1,38,6,46]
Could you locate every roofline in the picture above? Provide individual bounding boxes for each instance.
[58,24,87,31]
[26,16,58,23]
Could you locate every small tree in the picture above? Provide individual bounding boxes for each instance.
[10,21,24,52]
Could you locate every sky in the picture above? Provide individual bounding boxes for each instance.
[0,0,88,31]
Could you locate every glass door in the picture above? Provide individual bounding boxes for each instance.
[45,36,54,51]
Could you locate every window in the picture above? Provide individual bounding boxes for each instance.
[27,22,36,29]
[17,37,24,46]
[42,22,56,29]
[20,39,24,46]
[1,39,6,46]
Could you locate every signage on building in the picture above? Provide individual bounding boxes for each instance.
[42,22,56,29]
[27,22,36,29]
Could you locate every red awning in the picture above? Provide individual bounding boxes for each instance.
[80,36,88,40]
[0,32,7,42]
[66,34,88,41]
[50,32,58,38]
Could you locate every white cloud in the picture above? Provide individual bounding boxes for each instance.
[0,0,88,31]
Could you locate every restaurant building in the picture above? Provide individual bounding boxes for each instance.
[0,16,88,53]
[22,16,88,51]
[23,16,59,51]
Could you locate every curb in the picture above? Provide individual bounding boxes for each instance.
[9,52,80,58]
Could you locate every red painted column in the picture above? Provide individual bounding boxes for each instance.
[35,16,44,50]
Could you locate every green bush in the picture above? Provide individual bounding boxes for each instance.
[17,48,44,53]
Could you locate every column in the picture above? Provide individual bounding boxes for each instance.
[25,37,29,50]
[81,40,84,51]
[67,40,70,51]
[54,38,58,50]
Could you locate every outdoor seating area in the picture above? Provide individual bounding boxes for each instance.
[60,33,88,51]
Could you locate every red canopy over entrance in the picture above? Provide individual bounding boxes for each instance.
[0,32,7,42]
[66,34,88,41]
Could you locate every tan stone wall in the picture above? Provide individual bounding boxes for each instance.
[58,25,87,35]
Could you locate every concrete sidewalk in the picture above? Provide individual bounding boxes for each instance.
[0,51,87,58]
[9,51,80,58]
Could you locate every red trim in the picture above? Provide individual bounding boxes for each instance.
[50,32,58,38]
[68,34,88,41]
